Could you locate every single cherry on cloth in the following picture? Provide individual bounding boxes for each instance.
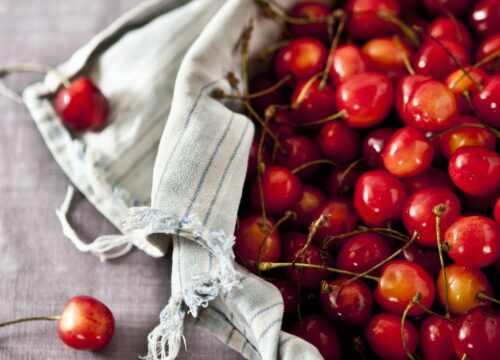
[445,67,489,114]
[250,165,303,215]
[291,78,337,124]
[289,185,326,230]
[375,260,436,316]
[365,312,419,360]
[470,0,500,38]
[402,186,461,248]
[362,37,414,73]
[344,0,400,40]
[402,167,455,195]
[445,215,500,268]
[472,74,500,128]
[317,121,361,164]
[313,199,358,246]
[448,146,500,197]
[336,72,394,128]
[274,37,327,87]
[420,315,456,360]
[382,126,434,178]
[452,306,500,360]
[353,170,407,227]
[287,1,331,42]
[54,77,109,131]
[276,135,321,180]
[289,314,342,360]
[428,17,474,52]
[320,278,373,326]
[328,44,373,86]
[270,280,298,321]
[423,0,475,16]
[286,244,334,288]
[362,127,397,170]
[437,264,493,315]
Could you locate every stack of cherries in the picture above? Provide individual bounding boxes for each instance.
[228,0,500,359]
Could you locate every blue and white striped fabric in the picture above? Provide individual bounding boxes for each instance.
[24,0,324,359]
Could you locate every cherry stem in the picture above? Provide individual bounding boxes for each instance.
[291,159,339,175]
[0,63,71,87]
[393,35,415,75]
[258,39,290,61]
[400,293,423,360]
[0,315,61,328]
[292,109,348,127]
[460,354,468,360]
[433,204,450,318]
[320,10,347,91]
[337,158,363,192]
[322,226,410,249]
[428,122,500,140]
[451,49,500,89]
[476,292,500,306]
[257,133,268,230]
[378,11,420,48]
[258,261,380,282]
[296,215,329,263]
[291,72,323,109]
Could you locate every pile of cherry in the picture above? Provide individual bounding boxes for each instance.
[227,0,500,359]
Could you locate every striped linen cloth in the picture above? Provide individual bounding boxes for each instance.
[23,0,323,359]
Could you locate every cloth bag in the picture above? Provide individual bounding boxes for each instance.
[23,0,324,359]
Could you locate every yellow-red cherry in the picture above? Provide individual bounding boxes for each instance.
[328,44,373,86]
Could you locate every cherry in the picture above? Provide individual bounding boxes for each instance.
[420,315,456,360]
[402,186,461,247]
[438,116,496,158]
[281,231,307,259]
[287,1,331,42]
[362,127,397,170]
[320,278,373,326]
[291,78,337,124]
[362,37,414,73]
[289,185,326,229]
[428,17,473,52]
[270,279,298,321]
[445,215,500,268]
[249,73,286,115]
[276,135,321,180]
[234,215,280,271]
[472,74,500,128]
[448,146,500,197]
[495,197,500,224]
[328,44,373,86]
[375,260,435,316]
[317,121,361,164]
[54,77,108,131]
[476,34,500,73]
[365,312,419,360]
[268,109,297,139]
[437,264,493,315]
[286,244,333,288]
[345,0,400,40]
[289,314,342,360]
[423,0,474,17]
[325,165,361,198]
[402,167,455,195]
[246,139,272,178]
[313,199,359,246]
[382,126,434,178]
[470,0,500,38]
[336,233,391,275]
[250,166,303,215]
[274,38,327,87]
[336,72,394,128]
[452,306,500,360]
[398,244,441,279]
[445,67,489,114]
[353,170,407,227]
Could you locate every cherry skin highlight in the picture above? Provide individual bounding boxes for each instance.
[362,36,414,73]
[328,44,373,86]
[470,0,500,38]
[420,315,456,360]
[472,74,500,128]
[362,127,397,170]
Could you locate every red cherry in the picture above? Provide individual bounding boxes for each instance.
[476,34,500,73]
[362,127,397,170]
[281,231,307,259]
[414,40,471,81]
[250,166,303,215]
[286,244,333,288]
[54,77,108,131]
[336,72,394,128]
[470,0,500,38]
[276,135,321,180]
[249,73,285,115]
[291,78,337,124]
[365,312,419,360]
[382,126,434,178]
[428,17,473,51]
[325,165,361,198]
[246,139,272,178]
[287,1,331,42]
[57,295,114,351]
[402,186,461,247]
[289,185,326,229]
[448,146,500,197]
[445,67,489,114]
[402,167,455,195]
[271,279,299,321]
[313,199,359,246]
[495,197,500,224]
[420,315,456,360]
[234,215,280,271]
[320,278,373,326]
[336,233,391,274]
[268,109,297,140]
[328,44,373,86]
[362,37,414,73]
[452,307,500,360]
[445,215,500,268]
[472,74,500,128]
[354,170,407,227]
[423,0,474,17]
[274,38,327,87]
[345,0,401,40]
[317,121,361,164]
[375,260,435,316]
[397,244,441,279]
[289,314,342,360]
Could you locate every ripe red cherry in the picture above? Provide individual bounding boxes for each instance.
[336,233,391,274]
[448,146,500,197]
[274,38,327,87]
[470,0,500,38]
[325,165,361,198]
[276,135,321,180]
[437,264,493,315]
[472,75,500,128]
[320,278,373,326]
[414,40,471,81]
[362,37,414,73]
[287,1,331,42]
[317,121,361,164]
[268,109,297,140]
[313,199,358,246]
[375,260,435,316]
[398,244,441,279]
[420,315,456,360]
[291,78,337,124]
[365,312,419,360]
[495,197,500,224]
[402,186,461,248]
[428,17,473,51]
[286,244,333,288]
[396,75,459,132]
[382,126,434,178]
[445,67,489,114]
[281,231,307,259]
[336,72,394,128]
[476,34,500,73]
[445,215,500,268]
[345,0,400,40]
[250,166,303,215]
[452,306,500,360]
[57,295,114,350]
[423,0,474,16]
[234,215,280,271]
[271,280,298,321]
[362,127,397,170]
[289,314,342,360]
[354,170,407,227]
[328,44,372,86]
[54,77,108,131]
[289,185,326,229]
[402,167,455,195]
[249,73,285,115]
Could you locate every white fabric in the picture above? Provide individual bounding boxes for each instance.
[23,0,324,359]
